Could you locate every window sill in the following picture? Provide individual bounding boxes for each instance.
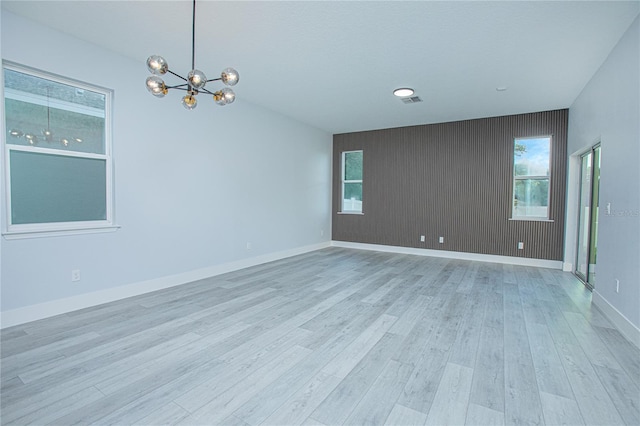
[3,224,120,240]
[337,211,364,215]
[509,217,554,223]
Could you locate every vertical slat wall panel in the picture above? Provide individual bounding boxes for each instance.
[332,109,568,261]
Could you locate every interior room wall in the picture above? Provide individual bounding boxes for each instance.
[0,11,332,324]
[566,16,639,341]
[332,110,568,261]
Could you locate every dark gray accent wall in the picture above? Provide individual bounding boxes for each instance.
[332,109,568,261]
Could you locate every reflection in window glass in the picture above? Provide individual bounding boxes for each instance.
[513,137,551,219]
[342,150,363,213]
[4,68,106,154]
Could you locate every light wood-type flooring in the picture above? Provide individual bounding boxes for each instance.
[1,247,639,425]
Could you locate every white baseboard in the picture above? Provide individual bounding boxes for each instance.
[331,241,563,269]
[592,290,640,350]
[1,241,331,329]
[562,262,573,272]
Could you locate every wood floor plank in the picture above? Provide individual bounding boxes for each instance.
[259,372,342,426]
[424,362,474,426]
[1,331,204,412]
[321,313,397,379]
[93,326,247,395]
[527,322,575,399]
[51,351,225,425]
[310,332,404,425]
[396,344,450,415]
[231,322,391,425]
[539,391,585,426]
[503,282,544,425]
[563,311,623,370]
[343,359,413,425]
[453,265,476,294]
[178,345,312,424]
[0,376,24,397]
[468,326,504,413]
[593,325,640,381]
[555,340,626,425]
[302,417,328,426]
[448,289,485,368]
[384,403,428,426]
[91,352,247,425]
[465,403,505,426]
[482,291,504,329]
[134,401,191,425]
[0,327,28,343]
[381,275,423,317]
[593,364,640,425]
[3,385,104,425]
[391,304,441,366]
[388,294,431,337]
[172,327,311,414]
[16,324,195,385]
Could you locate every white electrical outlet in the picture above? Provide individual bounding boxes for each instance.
[616,279,620,293]
[518,242,524,250]
[246,242,252,250]
[71,269,81,282]
[420,235,425,242]
[320,229,324,237]
[439,237,444,244]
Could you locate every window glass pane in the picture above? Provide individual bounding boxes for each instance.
[576,152,592,278]
[513,178,549,217]
[9,150,107,224]
[342,182,362,212]
[4,68,105,154]
[514,137,550,177]
[344,151,363,180]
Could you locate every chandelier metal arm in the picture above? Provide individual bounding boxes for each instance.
[165,83,190,91]
[162,84,217,97]
[166,69,188,82]
[199,87,217,95]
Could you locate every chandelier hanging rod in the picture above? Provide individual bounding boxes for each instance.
[191,0,196,72]
[144,0,239,110]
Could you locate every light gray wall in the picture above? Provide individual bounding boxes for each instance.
[567,16,639,329]
[1,11,332,313]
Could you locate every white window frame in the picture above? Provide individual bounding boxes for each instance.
[511,135,552,221]
[2,61,116,239]
[340,150,363,214]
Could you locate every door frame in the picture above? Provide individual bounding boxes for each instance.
[574,143,601,289]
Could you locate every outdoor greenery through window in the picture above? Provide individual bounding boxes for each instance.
[512,136,551,219]
[341,150,363,213]
[3,62,113,235]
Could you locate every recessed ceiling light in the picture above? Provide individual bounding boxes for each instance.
[393,88,414,97]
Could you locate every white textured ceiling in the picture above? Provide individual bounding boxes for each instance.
[3,1,639,134]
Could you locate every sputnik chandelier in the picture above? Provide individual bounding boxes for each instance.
[145,0,239,110]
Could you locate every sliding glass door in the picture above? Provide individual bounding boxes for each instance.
[575,145,600,288]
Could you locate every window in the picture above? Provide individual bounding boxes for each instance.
[341,150,363,213]
[3,62,114,236]
[512,136,551,220]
